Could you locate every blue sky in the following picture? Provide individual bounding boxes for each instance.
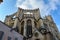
[0,0,60,31]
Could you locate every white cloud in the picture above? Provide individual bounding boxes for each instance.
[16,0,60,17]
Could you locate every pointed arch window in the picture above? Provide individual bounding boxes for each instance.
[8,36,11,40]
[26,19,32,38]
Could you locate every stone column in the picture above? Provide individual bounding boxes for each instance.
[31,19,35,33]
[40,19,44,26]
[13,10,20,28]
[18,22,21,34]
[13,18,18,28]
[23,19,27,36]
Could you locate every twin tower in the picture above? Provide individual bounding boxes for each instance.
[4,8,60,40]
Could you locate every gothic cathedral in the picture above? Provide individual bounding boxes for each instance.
[4,8,60,40]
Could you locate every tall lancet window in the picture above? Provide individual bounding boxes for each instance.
[26,19,32,38]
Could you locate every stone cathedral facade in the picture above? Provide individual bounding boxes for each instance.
[4,8,60,40]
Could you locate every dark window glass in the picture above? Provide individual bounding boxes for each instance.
[15,38,18,40]
[8,36,11,40]
[35,39,40,40]
[0,31,4,40]
[23,37,26,40]
[26,20,32,38]
[26,25,32,37]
